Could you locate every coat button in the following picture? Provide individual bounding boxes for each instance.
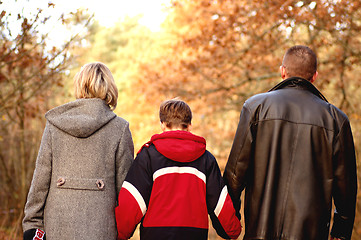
[96,179,105,190]
[57,177,65,186]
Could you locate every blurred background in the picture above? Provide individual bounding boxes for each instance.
[0,0,360,239]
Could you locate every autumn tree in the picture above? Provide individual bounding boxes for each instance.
[132,0,361,239]
[73,16,162,152]
[0,1,92,237]
[137,0,361,109]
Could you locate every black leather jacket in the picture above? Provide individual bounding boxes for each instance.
[224,77,357,240]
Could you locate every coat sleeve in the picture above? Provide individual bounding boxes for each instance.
[22,122,53,232]
[115,148,153,240]
[115,122,134,195]
[223,104,253,215]
[206,153,242,239]
[330,117,357,240]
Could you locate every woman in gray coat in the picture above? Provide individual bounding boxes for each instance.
[22,62,134,240]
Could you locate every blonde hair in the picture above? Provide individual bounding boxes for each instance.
[74,62,118,110]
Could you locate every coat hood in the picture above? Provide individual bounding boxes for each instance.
[143,131,206,162]
[45,98,116,138]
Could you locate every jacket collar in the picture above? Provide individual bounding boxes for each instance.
[268,77,328,102]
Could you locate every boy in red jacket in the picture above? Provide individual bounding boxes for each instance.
[115,99,241,240]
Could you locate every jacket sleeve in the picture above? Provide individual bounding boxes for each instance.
[223,104,253,215]
[22,122,52,232]
[206,153,242,239]
[115,122,134,195]
[115,148,153,240]
[330,117,357,240]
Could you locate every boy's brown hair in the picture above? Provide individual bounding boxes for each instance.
[159,99,192,130]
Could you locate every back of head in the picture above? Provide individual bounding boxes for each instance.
[282,45,317,81]
[74,62,118,110]
[159,99,192,130]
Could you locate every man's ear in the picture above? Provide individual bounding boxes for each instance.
[310,71,318,83]
[280,66,287,80]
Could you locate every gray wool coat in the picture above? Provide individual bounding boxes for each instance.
[23,98,134,240]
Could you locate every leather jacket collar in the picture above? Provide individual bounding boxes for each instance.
[269,77,328,102]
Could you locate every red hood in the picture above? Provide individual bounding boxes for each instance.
[140,131,206,162]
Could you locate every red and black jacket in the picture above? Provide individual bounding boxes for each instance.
[115,130,241,240]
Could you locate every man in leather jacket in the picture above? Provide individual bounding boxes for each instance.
[223,45,357,240]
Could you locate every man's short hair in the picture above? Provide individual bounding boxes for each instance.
[74,62,118,110]
[159,99,192,130]
[282,45,317,81]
